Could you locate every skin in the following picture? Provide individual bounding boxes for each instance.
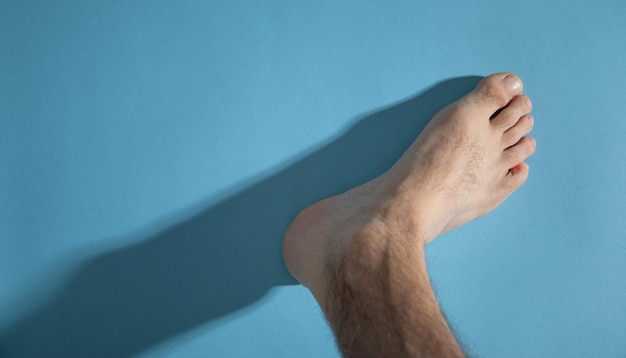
[283,73,535,357]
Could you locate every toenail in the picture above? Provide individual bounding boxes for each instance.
[504,75,522,96]
[524,96,532,110]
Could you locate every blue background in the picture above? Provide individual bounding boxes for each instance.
[2,1,626,357]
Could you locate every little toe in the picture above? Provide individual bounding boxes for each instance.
[502,115,534,148]
[503,136,536,168]
[461,73,524,118]
[501,162,529,192]
[491,95,532,131]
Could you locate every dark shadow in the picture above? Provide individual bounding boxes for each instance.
[0,76,481,357]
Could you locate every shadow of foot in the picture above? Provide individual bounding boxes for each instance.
[0,76,481,357]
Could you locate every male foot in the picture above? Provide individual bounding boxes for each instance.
[283,72,535,311]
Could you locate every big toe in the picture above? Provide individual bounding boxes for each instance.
[462,73,524,117]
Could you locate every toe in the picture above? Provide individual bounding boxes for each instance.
[462,72,524,117]
[502,115,534,148]
[491,95,532,131]
[503,136,536,168]
[501,162,529,191]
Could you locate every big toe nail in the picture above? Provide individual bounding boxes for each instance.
[504,75,522,96]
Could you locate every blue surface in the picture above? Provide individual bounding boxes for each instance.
[2,1,626,357]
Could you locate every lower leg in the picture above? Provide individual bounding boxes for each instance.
[324,220,465,357]
[284,73,535,357]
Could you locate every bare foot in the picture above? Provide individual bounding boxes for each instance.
[283,72,535,306]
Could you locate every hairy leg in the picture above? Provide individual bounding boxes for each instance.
[283,73,535,357]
